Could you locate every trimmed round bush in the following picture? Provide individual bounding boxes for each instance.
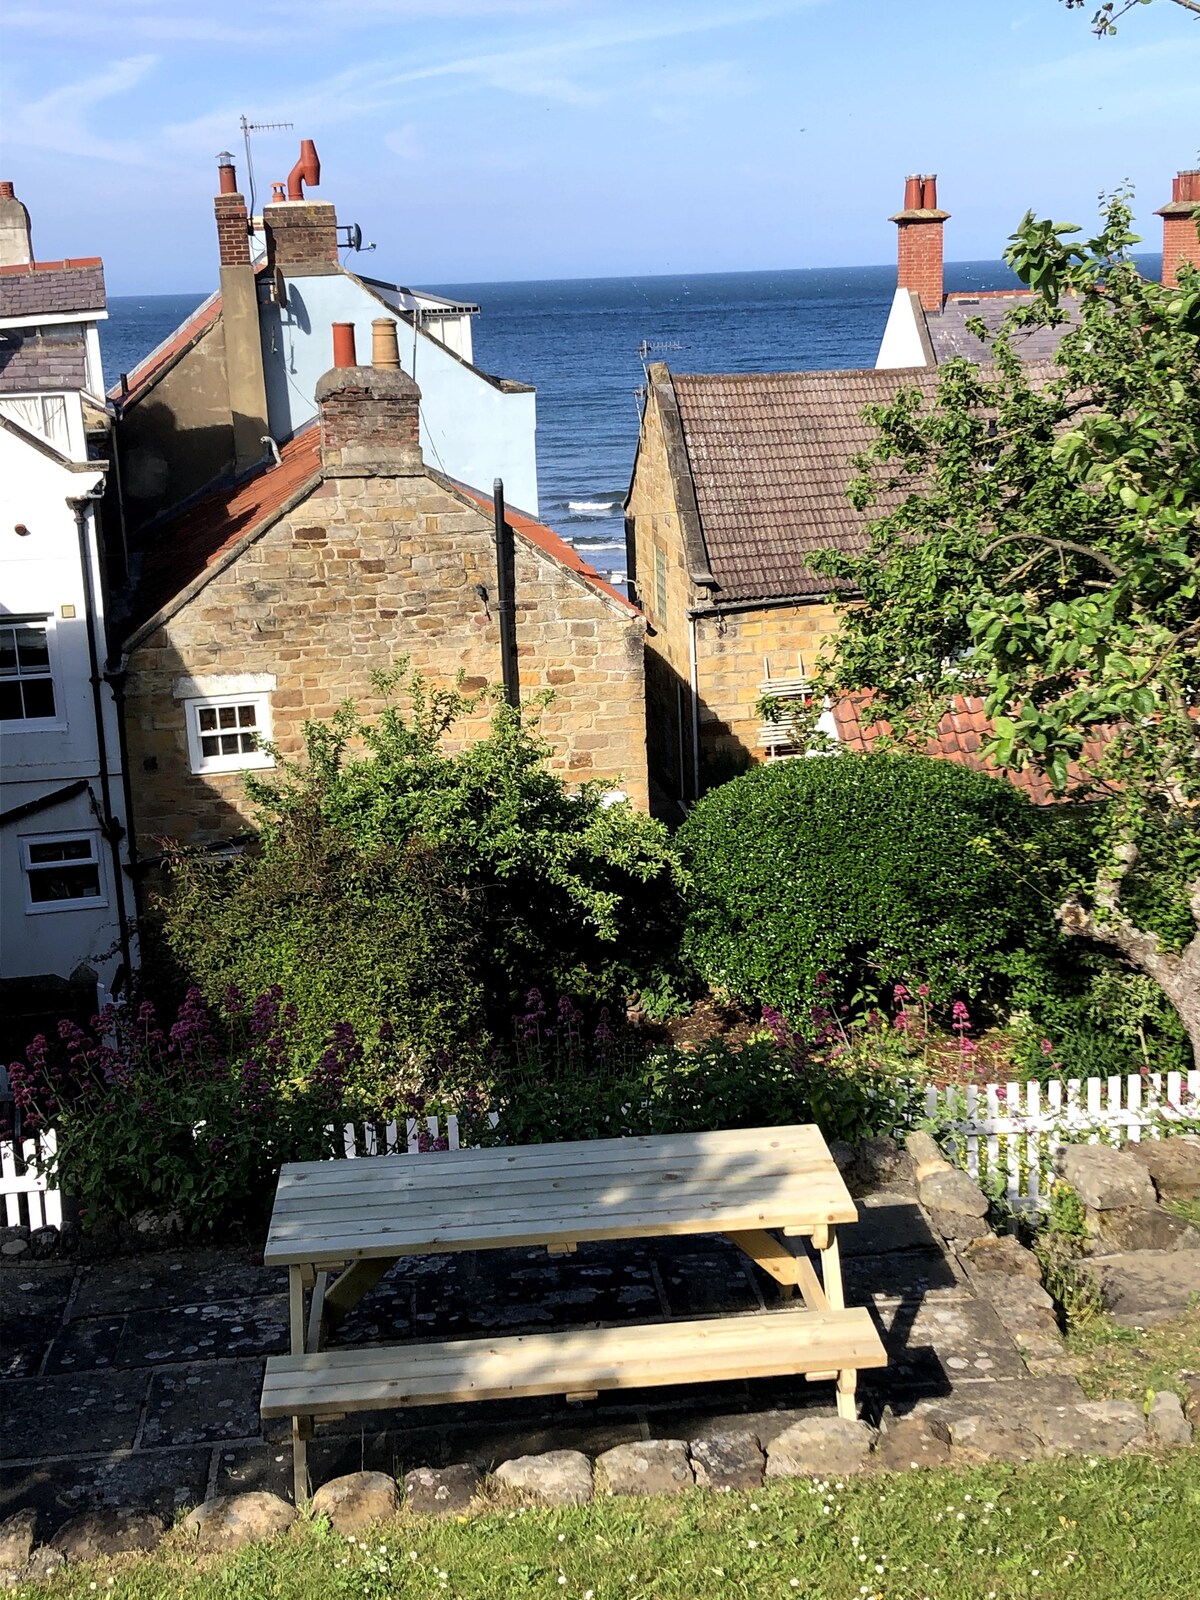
[679,752,1052,1025]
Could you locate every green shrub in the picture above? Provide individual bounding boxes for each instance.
[678,752,1058,1028]
[158,667,683,1068]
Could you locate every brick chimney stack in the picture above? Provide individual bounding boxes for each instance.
[0,180,34,269]
[316,326,422,477]
[262,139,338,275]
[214,154,251,268]
[1156,169,1200,284]
[890,173,949,314]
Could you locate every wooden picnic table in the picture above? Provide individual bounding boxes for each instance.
[261,1123,887,1501]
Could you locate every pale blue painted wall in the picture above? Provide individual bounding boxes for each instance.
[260,272,539,515]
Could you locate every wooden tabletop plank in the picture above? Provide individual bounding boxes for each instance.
[278,1125,831,1187]
[264,1123,855,1268]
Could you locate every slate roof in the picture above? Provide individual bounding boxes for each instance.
[926,291,1079,365]
[670,367,944,604]
[0,326,87,392]
[0,260,105,319]
[832,692,1109,806]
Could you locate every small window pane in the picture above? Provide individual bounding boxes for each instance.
[0,682,21,719]
[198,706,218,732]
[0,631,17,675]
[218,705,237,729]
[219,732,240,754]
[15,627,50,671]
[200,734,221,756]
[28,838,93,865]
[20,679,56,718]
[236,704,257,727]
[238,732,257,753]
[28,864,102,903]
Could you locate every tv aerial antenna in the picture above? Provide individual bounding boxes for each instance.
[240,114,293,217]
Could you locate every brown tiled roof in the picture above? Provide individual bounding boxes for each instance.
[127,428,640,642]
[110,288,223,405]
[927,291,1079,365]
[457,484,640,617]
[670,361,1062,607]
[127,426,322,638]
[670,367,944,604]
[832,692,1108,805]
[0,260,105,319]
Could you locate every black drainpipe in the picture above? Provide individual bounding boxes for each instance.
[69,495,133,986]
[104,659,143,924]
[492,477,519,708]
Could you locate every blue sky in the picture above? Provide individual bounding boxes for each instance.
[1,0,1196,293]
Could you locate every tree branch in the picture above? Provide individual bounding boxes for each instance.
[980,532,1126,578]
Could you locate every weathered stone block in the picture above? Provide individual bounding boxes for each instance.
[765,1417,876,1478]
[595,1440,693,1497]
[311,1472,400,1533]
[52,1509,166,1562]
[875,1417,951,1471]
[1035,1399,1144,1456]
[1056,1146,1155,1211]
[493,1451,593,1506]
[962,1233,1042,1281]
[403,1464,479,1517]
[1147,1390,1192,1447]
[181,1492,296,1551]
[948,1416,1045,1464]
[689,1432,765,1491]
[1127,1135,1200,1202]
[918,1168,989,1220]
[0,1510,37,1573]
[1085,1204,1200,1254]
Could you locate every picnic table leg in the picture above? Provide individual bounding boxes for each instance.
[288,1266,312,1502]
[323,1256,399,1333]
[815,1226,859,1421]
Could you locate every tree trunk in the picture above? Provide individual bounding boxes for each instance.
[1059,893,1200,1067]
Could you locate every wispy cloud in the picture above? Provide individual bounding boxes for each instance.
[5,55,161,163]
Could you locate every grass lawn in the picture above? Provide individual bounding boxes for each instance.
[1065,1304,1200,1405]
[19,1454,1200,1600]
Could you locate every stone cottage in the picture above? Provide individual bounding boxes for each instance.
[121,330,648,853]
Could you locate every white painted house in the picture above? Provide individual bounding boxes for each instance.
[112,143,538,545]
[0,183,133,1047]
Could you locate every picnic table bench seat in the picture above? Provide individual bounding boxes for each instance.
[261,1306,887,1419]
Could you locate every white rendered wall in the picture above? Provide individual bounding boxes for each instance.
[0,427,126,985]
[260,273,539,515]
[876,286,931,370]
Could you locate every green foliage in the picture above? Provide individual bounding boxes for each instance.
[497,993,925,1148]
[808,189,1200,1053]
[159,665,683,1064]
[1035,1179,1103,1330]
[677,751,1056,1027]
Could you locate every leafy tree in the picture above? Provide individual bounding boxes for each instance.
[1061,0,1200,37]
[809,193,1200,1059]
[160,666,683,1059]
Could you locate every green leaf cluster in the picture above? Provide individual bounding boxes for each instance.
[676,752,1056,1025]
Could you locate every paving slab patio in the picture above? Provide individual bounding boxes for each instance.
[0,1204,1081,1538]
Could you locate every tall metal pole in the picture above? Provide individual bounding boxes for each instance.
[492,478,520,708]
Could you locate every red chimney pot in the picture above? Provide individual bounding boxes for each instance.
[217,158,238,196]
[0,182,14,200]
[287,139,321,201]
[332,322,357,368]
[921,174,938,210]
[903,174,922,211]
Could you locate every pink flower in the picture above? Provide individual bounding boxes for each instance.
[917,984,930,999]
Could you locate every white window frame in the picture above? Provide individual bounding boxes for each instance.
[184,692,275,775]
[21,830,107,914]
[0,614,65,731]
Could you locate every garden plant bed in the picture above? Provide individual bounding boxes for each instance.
[9,1454,1200,1600]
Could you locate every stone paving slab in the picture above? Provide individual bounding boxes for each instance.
[69,1254,279,1320]
[2,1370,151,1461]
[839,1196,943,1258]
[0,1267,77,1378]
[113,1296,288,1367]
[842,1248,970,1305]
[43,1316,127,1376]
[141,1361,266,1449]
[0,1449,212,1536]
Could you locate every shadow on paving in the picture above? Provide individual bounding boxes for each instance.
[0,1194,1006,1537]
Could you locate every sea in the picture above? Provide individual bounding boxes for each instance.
[101,258,1100,581]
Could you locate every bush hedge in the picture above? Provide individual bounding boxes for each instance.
[678,752,1055,1026]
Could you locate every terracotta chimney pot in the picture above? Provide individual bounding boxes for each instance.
[890,171,949,314]
[332,322,358,368]
[371,318,401,369]
[1157,167,1200,284]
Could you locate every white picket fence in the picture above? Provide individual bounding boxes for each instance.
[0,1129,62,1230]
[925,1069,1200,1214]
[3,1072,1197,1229]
